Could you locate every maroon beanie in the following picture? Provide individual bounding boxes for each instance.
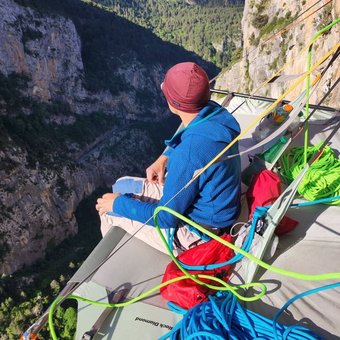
[161,62,211,113]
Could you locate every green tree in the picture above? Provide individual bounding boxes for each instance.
[62,307,77,339]
[50,279,61,295]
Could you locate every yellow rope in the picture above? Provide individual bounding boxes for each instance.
[209,0,332,85]
[250,17,336,95]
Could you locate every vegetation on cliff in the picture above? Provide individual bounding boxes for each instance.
[14,0,219,92]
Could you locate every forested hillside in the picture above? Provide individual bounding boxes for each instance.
[87,0,244,68]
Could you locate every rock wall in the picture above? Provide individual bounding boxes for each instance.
[0,0,168,115]
[0,161,98,273]
[0,0,86,107]
[214,0,339,107]
[0,127,158,273]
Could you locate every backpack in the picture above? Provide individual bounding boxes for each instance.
[246,169,298,235]
[160,234,234,310]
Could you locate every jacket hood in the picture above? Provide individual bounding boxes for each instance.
[165,101,240,149]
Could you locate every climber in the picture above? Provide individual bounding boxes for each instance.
[95,62,242,255]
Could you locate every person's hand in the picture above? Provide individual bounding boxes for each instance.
[146,155,168,185]
[96,192,121,216]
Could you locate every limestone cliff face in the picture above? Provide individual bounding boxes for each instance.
[214,0,339,107]
[0,0,166,115]
[0,0,180,273]
[0,160,96,273]
[0,0,86,107]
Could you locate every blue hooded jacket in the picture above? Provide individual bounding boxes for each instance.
[114,101,241,229]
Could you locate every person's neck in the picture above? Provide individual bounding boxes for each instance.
[179,112,198,127]
[169,104,198,127]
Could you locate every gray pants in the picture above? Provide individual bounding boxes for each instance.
[100,177,203,256]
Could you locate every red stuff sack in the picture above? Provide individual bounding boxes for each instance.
[160,234,234,310]
[246,169,298,235]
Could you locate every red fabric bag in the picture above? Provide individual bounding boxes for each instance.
[246,169,298,235]
[160,234,234,309]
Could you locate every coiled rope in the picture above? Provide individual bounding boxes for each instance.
[160,283,340,340]
[280,143,340,205]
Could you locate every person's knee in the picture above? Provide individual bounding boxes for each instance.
[100,225,110,237]
[100,214,114,237]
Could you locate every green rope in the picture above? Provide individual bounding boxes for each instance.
[280,142,340,204]
[304,18,340,164]
[48,276,266,340]
[155,206,340,281]
[48,269,266,339]
[47,202,340,339]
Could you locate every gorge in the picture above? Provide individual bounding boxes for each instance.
[0,0,219,274]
